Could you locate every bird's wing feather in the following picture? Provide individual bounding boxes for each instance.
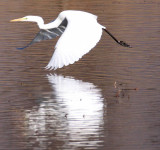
[46,18,103,70]
[17,18,68,50]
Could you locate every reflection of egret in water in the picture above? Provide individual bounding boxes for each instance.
[25,74,104,149]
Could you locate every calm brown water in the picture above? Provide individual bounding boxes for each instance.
[1,0,160,150]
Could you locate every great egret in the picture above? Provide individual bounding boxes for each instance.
[11,10,131,70]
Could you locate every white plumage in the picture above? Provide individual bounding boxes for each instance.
[46,11,104,70]
[11,10,131,70]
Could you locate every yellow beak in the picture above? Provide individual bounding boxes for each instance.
[10,17,26,22]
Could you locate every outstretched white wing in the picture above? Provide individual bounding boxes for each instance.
[46,13,103,70]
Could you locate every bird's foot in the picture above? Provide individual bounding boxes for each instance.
[119,41,132,48]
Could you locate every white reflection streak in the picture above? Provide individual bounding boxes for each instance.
[25,74,104,149]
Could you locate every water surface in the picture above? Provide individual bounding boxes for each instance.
[0,0,160,150]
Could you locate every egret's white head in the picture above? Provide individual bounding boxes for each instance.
[10,16,44,28]
[11,15,42,22]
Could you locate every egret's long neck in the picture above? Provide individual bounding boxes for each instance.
[36,18,45,29]
[37,15,64,29]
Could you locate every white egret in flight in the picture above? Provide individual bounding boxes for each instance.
[11,10,131,70]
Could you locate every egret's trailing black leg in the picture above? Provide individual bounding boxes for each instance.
[103,28,132,48]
